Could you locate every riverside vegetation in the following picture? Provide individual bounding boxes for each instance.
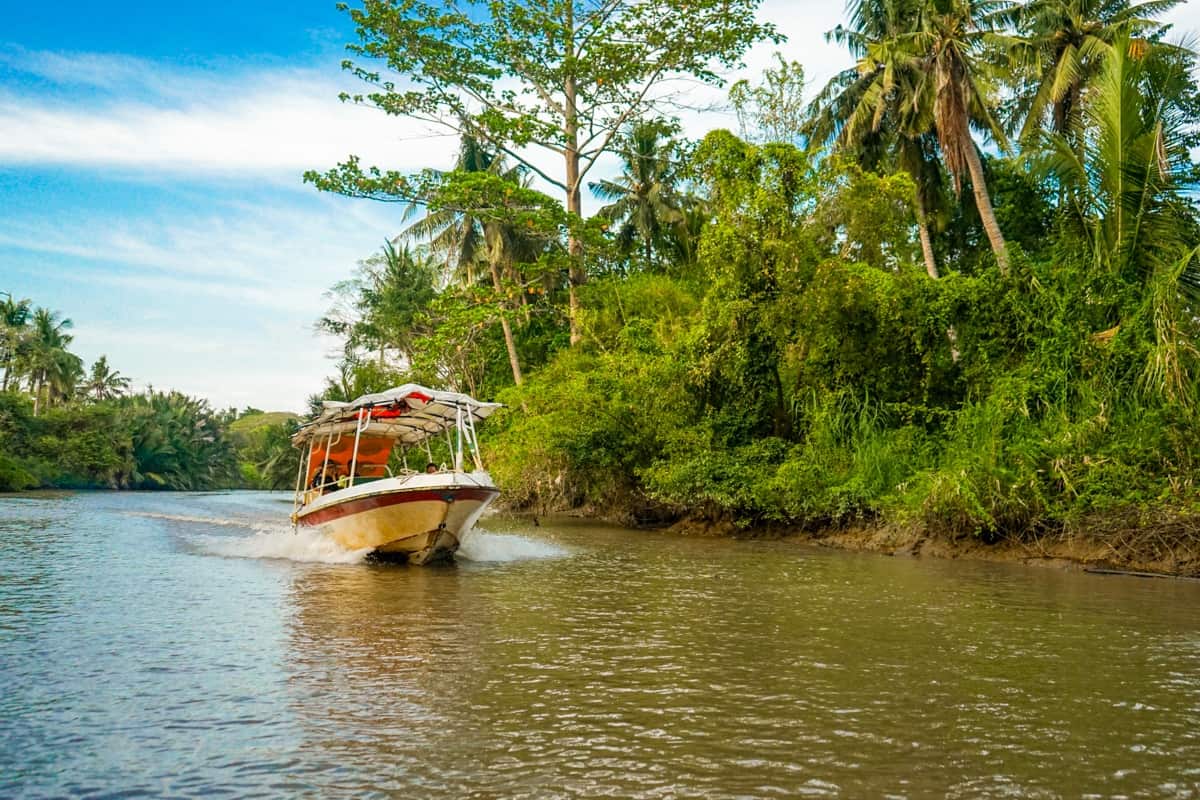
[0,302,299,491]
[303,0,1200,573]
[6,0,1200,573]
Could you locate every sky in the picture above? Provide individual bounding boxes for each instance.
[2,1,1198,412]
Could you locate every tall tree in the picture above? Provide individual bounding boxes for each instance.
[82,355,131,401]
[0,294,31,392]
[23,308,80,416]
[399,136,499,288]
[909,0,1014,273]
[589,121,687,271]
[1012,0,1179,142]
[808,0,949,278]
[403,144,555,387]
[314,0,776,344]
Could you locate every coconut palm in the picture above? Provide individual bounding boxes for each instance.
[906,0,1015,273]
[1043,31,1196,279]
[399,136,552,386]
[23,308,81,415]
[399,135,508,288]
[808,0,950,278]
[351,241,438,364]
[1041,34,1200,407]
[590,121,688,271]
[0,294,31,392]
[1011,0,1179,142]
[82,355,132,401]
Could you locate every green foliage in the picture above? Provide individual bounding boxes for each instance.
[119,391,240,490]
[482,120,1200,536]
[329,0,777,190]
[301,0,1200,551]
[0,388,243,491]
[230,412,302,490]
[729,53,807,145]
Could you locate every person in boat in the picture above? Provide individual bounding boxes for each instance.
[425,462,438,474]
[320,466,341,490]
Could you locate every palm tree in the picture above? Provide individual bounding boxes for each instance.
[808,0,950,278]
[352,241,438,364]
[590,121,687,271]
[400,135,505,288]
[0,294,31,392]
[1044,31,1195,279]
[82,355,131,401]
[405,140,558,387]
[1012,0,1179,142]
[908,0,1014,274]
[123,390,238,489]
[1042,33,1199,406]
[400,136,551,387]
[23,308,80,415]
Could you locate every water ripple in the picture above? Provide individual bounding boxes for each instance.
[2,494,1200,798]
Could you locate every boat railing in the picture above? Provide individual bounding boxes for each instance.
[292,391,495,528]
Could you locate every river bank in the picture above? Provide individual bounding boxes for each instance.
[661,510,1200,579]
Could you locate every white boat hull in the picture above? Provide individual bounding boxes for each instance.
[293,472,499,564]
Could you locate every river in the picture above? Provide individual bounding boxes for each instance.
[2,491,1199,798]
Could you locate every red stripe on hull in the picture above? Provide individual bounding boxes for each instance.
[298,487,498,527]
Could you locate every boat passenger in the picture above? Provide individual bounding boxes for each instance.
[322,467,340,490]
[425,463,438,474]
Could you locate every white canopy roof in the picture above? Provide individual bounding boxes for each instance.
[293,384,502,447]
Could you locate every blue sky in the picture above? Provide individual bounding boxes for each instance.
[2,1,1198,411]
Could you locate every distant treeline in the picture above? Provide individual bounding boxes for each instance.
[0,296,298,491]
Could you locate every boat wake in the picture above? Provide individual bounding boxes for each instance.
[457,530,568,562]
[132,510,566,565]
[193,524,374,565]
[126,511,253,527]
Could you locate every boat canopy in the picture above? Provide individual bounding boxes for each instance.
[292,384,503,448]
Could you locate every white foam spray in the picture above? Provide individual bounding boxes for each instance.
[193,523,373,565]
[457,529,568,562]
[133,508,564,566]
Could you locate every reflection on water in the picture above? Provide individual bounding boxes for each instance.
[1,492,1199,798]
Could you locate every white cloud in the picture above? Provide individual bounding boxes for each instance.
[0,3,851,182]
[0,49,458,175]
[2,188,405,410]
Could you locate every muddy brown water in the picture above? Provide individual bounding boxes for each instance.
[2,491,1199,798]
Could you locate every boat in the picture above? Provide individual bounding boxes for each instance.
[290,384,502,564]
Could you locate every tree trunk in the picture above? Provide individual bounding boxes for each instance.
[914,194,940,279]
[563,5,585,346]
[914,190,959,360]
[498,316,523,386]
[487,257,523,386]
[962,138,1009,275]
